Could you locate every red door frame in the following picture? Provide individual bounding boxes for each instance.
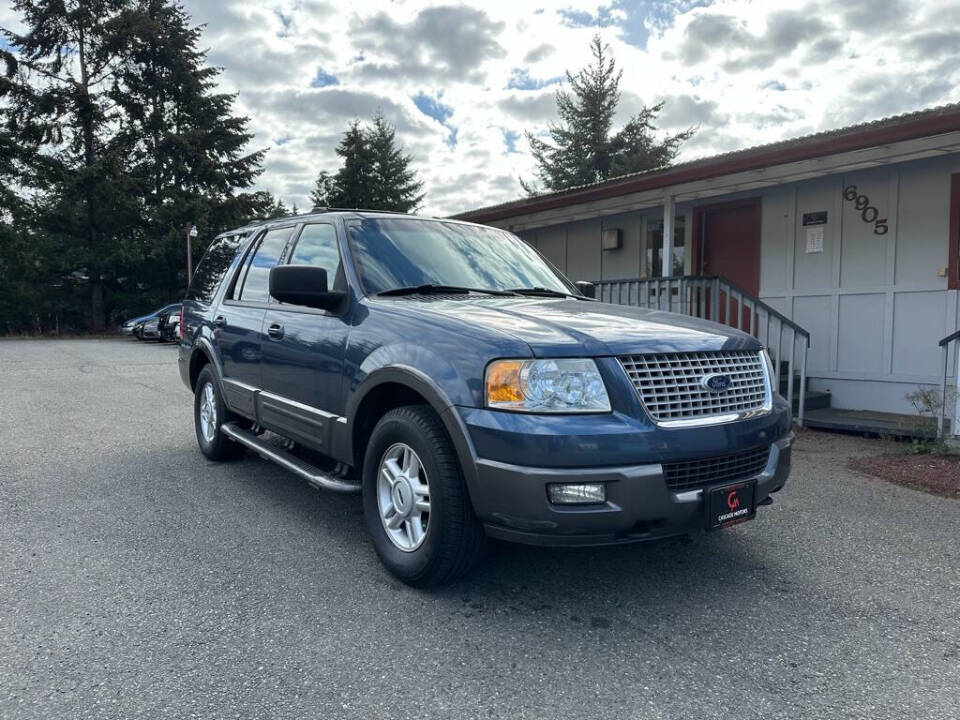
[691,197,762,295]
[691,197,762,331]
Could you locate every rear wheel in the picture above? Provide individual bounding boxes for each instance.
[362,405,486,587]
[193,365,244,461]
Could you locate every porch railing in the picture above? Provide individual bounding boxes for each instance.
[936,329,960,439]
[594,275,811,426]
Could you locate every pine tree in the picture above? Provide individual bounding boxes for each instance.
[309,170,338,208]
[366,112,424,213]
[329,120,374,209]
[523,35,694,194]
[2,0,140,329]
[310,114,424,212]
[111,0,265,297]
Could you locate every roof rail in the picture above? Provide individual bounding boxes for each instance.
[310,206,414,216]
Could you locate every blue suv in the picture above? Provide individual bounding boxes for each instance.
[179,210,792,586]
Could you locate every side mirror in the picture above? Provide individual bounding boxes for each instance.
[574,280,596,299]
[269,265,346,311]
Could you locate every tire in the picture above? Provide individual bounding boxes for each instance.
[193,365,245,461]
[362,405,486,587]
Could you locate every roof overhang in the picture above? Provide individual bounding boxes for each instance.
[454,106,960,231]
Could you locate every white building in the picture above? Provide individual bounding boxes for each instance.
[455,105,960,432]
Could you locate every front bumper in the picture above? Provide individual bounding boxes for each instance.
[471,432,792,547]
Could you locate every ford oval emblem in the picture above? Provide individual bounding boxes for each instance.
[702,373,732,392]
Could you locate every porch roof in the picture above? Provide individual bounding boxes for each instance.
[453,103,960,227]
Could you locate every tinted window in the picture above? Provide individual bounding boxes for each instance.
[238,227,293,303]
[289,224,341,283]
[187,234,246,304]
[346,218,571,295]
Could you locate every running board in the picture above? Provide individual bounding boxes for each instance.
[221,422,361,494]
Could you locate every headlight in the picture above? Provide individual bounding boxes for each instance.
[485,358,611,413]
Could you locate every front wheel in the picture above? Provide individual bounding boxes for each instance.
[362,405,486,587]
[193,365,244,461]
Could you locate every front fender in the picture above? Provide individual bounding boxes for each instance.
[343,352,482,502]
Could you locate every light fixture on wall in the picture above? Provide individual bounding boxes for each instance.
[602,228,622,251]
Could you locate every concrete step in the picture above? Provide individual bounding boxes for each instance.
[792,390,831,413]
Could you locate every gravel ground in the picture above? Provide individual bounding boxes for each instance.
[1,338,959,720]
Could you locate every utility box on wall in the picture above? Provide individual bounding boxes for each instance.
[601,228,622,251]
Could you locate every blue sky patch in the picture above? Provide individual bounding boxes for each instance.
[275,135,292,146]
[506,68,562,91]
[446,127,458,149]
[412,92,454,125]
[611,0,714,49]
[558,6,617,28]
[310,68,339,88]
[502,129,521,154]
[762,80,788,92]
[274,9,292,37]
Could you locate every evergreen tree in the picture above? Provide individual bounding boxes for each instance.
[366,112,424,213]
[310,113,424,212]
[2,0,140,329]
[309,170,338,208]
[330,120,374,209]
[111,0,265,299]
[523,35,695,195]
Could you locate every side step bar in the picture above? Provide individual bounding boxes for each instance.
[221,422,361,494]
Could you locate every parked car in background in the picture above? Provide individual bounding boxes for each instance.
[139,316,161,341]
[157,304,182,342]
[121,303,182,337]
[179,210,792,586]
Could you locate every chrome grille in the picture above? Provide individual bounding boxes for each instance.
[663,446,771,492]
[619,350,770,425]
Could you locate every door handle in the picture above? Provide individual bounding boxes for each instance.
[267,323,285,339]
[213,315,226,328]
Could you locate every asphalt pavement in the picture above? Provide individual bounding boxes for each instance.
[1,338,959,719]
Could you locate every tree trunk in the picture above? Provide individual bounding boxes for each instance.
[90,280,105,331]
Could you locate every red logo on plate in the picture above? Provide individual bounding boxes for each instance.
[726,491,741,511]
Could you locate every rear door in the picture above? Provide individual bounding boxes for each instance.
[259,221,350,450]
[217,225,296,414]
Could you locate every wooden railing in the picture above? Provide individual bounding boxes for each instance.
[936,329,960,438]
[594,275,811,426]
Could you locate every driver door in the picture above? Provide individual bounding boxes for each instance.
[259,221,350,451]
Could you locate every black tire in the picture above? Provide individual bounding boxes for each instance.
[193,365,245,461]
[362,405,486,587]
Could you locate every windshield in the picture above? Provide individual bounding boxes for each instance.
[345,218,573,295]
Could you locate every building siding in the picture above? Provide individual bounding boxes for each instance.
[502,152,960,414]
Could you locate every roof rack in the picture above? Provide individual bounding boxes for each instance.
[309,206,413,215]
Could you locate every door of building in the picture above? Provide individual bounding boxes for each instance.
[693,198,762,329]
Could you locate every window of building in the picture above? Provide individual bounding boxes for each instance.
[645,216,686,278]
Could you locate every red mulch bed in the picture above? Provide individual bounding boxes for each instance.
[849,454,960,498]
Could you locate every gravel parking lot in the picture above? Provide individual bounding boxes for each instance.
[2,338,959,719]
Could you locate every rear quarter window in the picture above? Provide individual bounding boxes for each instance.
[187,233,247,304]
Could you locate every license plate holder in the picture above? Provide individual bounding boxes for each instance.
[705,479,757,530]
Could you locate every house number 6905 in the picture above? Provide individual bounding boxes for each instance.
[843,185,888,235]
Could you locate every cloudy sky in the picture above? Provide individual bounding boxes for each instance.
[3,0,959,215]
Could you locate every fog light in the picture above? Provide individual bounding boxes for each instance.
[547,482,606,505]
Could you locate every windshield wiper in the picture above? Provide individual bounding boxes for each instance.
[376,284,519,297]
[506,286,578,298]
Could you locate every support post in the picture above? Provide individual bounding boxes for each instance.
[186,223,194,284]
[953,342,960,437]
[939,344,948,439]
[662,195,675,279]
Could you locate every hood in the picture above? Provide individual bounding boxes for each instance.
[379,296,761,357]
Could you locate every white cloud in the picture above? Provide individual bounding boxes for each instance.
[10,0,952,216]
